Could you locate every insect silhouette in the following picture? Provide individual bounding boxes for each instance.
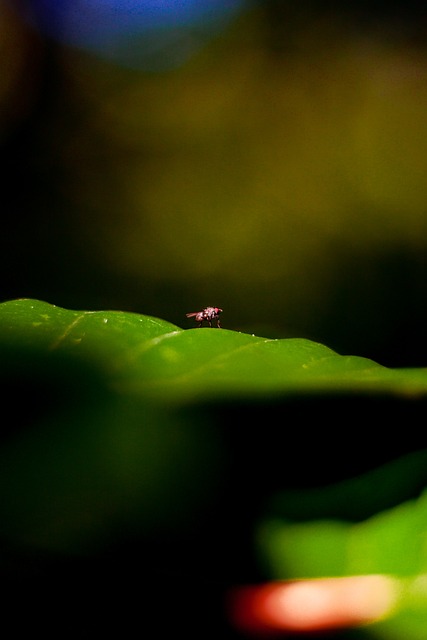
[186,307,223,328]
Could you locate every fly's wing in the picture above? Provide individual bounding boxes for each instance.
[186,312,198,318]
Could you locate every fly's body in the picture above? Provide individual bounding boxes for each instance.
[186,307,223,328]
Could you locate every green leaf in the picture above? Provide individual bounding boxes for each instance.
[258,495,427,580]
[254,461,427,637]
[2,298,427,403]
[0,297,180,360]
[0,299,223,552]
[257,514,427,638]
[2,294,427,632]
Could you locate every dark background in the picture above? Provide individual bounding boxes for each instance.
[4,0,427,366]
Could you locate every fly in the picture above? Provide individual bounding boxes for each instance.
[186,307,223,328]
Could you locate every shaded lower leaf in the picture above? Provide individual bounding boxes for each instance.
[257,476,427,638]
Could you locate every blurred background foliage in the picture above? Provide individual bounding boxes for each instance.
[3,0,427,365]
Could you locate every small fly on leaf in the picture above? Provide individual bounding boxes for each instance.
[186,307,223,328]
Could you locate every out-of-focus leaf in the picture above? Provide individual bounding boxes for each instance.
[257,478,427,638]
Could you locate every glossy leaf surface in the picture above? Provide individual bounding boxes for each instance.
[1,298,427,402]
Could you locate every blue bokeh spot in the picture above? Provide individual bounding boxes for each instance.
[21,0,247,69]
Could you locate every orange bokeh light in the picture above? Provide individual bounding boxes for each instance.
[228,575,398,635]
